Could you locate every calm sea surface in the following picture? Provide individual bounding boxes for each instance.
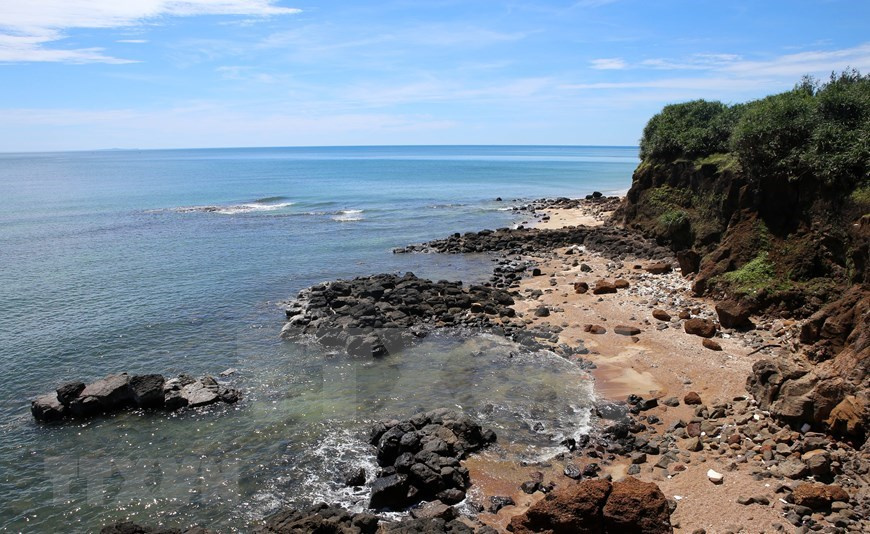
[0,145,637,531]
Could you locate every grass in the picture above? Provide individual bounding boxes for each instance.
[646,185,692,210]
[850,184,870,206]
[696,152,741,173]
[720,252,785,294]
[657,209,688,231]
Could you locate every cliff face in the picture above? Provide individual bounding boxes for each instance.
[618,156,869,443]
[619,156,868,316]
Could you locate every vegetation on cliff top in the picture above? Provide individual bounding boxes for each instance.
[639,69,870,189]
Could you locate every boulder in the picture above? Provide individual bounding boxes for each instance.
[130,374,165,408]
[602,477,672,534]
[258,504,379,534]
[181,377,220,408]
[31,393,66,421]
[644,263,672,275]
[614,325,642,336]
[56,382,85,405]
[683,392,702,405]
[574,282,589,294]
[509,479,611,534]
[792,483,849,510]
[369,473,411,510]
[584,324,607,335]
[702,338,722,351]
[593,281,618,295]
[70,373,132,416]
[684,318,716,338]
[676,250,701,275]
[509,477,672,534]
[715,300,752,329]
[652,310,671,322]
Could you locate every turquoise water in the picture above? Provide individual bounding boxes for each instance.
[0,146,637,531]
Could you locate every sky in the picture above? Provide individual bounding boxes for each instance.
[0,0,868,151]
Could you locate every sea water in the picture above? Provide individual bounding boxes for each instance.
[0,145,637,531]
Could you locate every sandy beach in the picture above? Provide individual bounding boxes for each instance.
[466,199,808,533]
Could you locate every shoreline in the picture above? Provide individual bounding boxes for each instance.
[90,193,866,533]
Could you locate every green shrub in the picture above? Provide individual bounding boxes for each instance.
[721,252,778,294]
[639,100,738,160]
[657,209,688,230]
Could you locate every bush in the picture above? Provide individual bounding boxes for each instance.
[639,100,737,160]
[639,70,870,190]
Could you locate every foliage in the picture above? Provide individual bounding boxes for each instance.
[657,209,688,231]
[720,252,779,294]
[639,100,737,160]
[639,70,870,189]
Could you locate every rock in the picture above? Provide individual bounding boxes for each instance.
[370,473,411,510]
[715,300,752,329]
[181,378,220,408]
[614,325,642,336]
[603,477,673,534]
[584,324,607,334]
[684,319,717,338]
[644,263,672,275]
[410,501,456,521]
[792,483,849,511]
[684,392,703,405]
[488,495,515,513]
[676,250,701,275]
[777,459,808,479]
[69,373,132,416]
[509,478,611,534]
[593,280,618,295]
[163,378,188,410]
[580,263,593,272]
[368,410,494,510]
[702,338,723,351]
[345,467,366,487]
[574,282,589,294]
[56,382,85,405]
[662,397,680,407]
[564,464,582,479]
[707,469,724,484]
[31,393,66,421]
[652,309,671,321]
[130,374,165,408]
[258,504,379,534]
[613,279,630,289]
[534,306,550,318]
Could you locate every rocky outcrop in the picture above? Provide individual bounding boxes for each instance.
[507,477,672,534]
[368,409,496,510]
[31,373,240,422]
[281,273,589,361]
[256,504,380,534]
[747,288,869,443]
[395,225,671,262]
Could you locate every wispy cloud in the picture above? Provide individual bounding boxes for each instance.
[117,39,148,44]
[590,58,626,70]
[0,1,300,64]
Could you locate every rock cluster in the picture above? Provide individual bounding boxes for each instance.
[748,287,869,442]
[508,476,673,534]
[100,523,212,534]
[281,273,517,357]
[565,391,869,532]
[394,225,671,262]
[31,373,240,422]
[368,409,496,510]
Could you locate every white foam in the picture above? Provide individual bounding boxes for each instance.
[332,209,364,222]
[176,201,294,215]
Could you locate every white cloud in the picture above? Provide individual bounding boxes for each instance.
[0,1,300,64]
[590,58,626,70]
[117,39,148,44]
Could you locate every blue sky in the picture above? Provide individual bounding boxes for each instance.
[1,0,868,151]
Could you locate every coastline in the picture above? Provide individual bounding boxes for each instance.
[465,197,793,532]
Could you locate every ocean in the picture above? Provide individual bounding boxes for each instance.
[0,145,638,531]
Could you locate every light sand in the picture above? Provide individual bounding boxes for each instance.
[466,201,793,533]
